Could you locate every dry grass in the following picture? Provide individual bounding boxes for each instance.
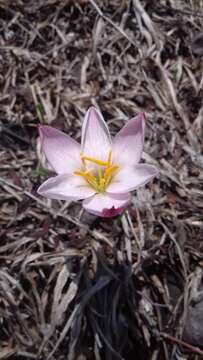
[0,0,203,359]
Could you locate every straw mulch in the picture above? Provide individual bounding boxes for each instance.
[0,1,203,359]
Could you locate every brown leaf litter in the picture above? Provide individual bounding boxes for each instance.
[0,0,203,359]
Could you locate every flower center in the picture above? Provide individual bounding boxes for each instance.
[74,150,119,193]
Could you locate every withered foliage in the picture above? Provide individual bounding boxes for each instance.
[0,1,203,359]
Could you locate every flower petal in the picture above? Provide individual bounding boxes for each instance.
[107,164,158,194]
[83,192,131,217]
[81,107,111,161]
[38,125,81,174]
[37,174,96,200]
[112,112,145,166]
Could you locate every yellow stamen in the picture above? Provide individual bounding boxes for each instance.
[104,165,119,187]
[74,170,97,188]
[74,170,85,177]
[107,150,112,166]
[104,164,119,178]
[81,154,109,167]
[74,150,119,193]
[98,178,106,191]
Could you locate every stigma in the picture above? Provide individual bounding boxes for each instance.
[74,150,119,193]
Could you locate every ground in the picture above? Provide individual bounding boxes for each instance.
[0,0,203,359]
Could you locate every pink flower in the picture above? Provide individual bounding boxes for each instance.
[37,107,158,217]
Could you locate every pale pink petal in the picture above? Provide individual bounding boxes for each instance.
[107,164,158,194]
[83,192,131,217]
[112,113,145,167]
[38,125,81,174]
[81,107,111,161]
[37,174,96,200]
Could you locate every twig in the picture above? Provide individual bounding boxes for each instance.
[160,332,203,357]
